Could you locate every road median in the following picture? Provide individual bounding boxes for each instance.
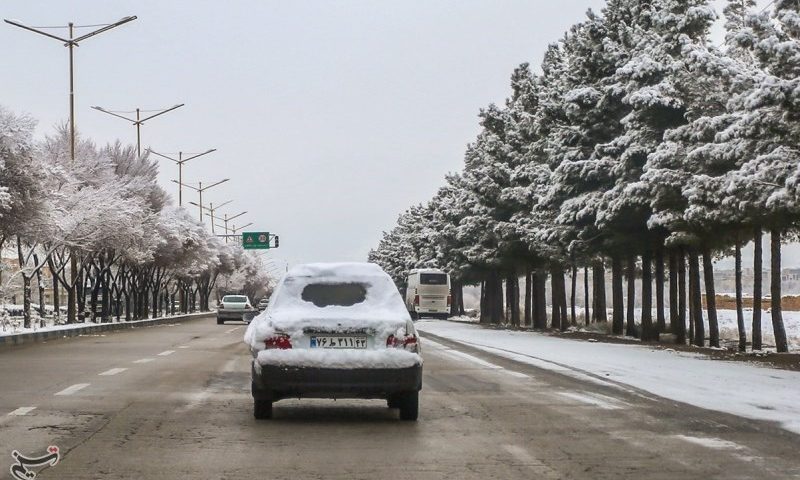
[0,312,214,349]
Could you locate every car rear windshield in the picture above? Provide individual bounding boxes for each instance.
[301,283,367,307]
[420,273,447,285]
[223,296,248,303]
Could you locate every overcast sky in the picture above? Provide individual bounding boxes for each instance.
[3,0,790,274]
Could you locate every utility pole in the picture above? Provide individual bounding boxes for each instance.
[6,15,137,325]
[172,178,229,221]
[92,104,184,157]
[150,149,215,205]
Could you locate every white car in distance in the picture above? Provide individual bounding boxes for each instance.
[244,262,423,420]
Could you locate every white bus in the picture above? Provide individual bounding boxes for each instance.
[405,269,450,319]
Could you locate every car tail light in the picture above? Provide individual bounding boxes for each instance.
[447,295,452,307]
[386,334,418,352]
[264,334,292,349]
[414,295,420,306]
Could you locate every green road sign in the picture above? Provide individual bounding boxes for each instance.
[242,231,270,249]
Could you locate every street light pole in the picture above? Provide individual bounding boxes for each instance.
[172,178,230,223]
[92,104,184,157]
[189,200,232,235]
[5,15,138,162]
[216,210,247,243]
[150,149,215,206]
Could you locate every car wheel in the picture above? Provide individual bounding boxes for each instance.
[217,318,224,325]
[387,396,400,409]
[254,399,273,419]
[397,391,419,421]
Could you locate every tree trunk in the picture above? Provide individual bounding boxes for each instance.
[771,229,788,353]
[558,267,568,331]
[17,237,32,329]
[480,279,487,323]
[668,251,678,334]
[702,247,719,348]
[583,266,590,325]
[752,227,763,350]
[550,266,560,330]
[68,254,78,324]
[626,256,636,337]
[524,269,532,327]
[493,270,504,324]
[734,235,746,352]
[688,259,695,345]
[641,251,656,341]
[592,262,607,323]
[612,256,624,335]
[689,250,705,347]
[677,249,687,345]
[507,273,520,327]
[655,248,666,334]
[33,254,46,323]
[570,264,577,326]
[535,269,547,329]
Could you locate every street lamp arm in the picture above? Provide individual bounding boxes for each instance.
[172,179,200,191]
[201,178,229,191]
[149,150,179,163]
[91,106,137,123]
[4,19,71,43]
[180,148,216,163]
[138,103,184,124]
[72,15,137,43]
[227,211,247,221]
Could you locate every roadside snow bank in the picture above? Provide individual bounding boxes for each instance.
[256,349,422,369]
[416,319,800,434]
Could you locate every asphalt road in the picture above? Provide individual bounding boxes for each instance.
[1,315,799,479]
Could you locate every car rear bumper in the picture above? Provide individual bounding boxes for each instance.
[217,310,257,320]
[252,362,422,400]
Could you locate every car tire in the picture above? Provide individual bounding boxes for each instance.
[217,318,224,325]
[387,396,400,409]
[397,391,419,421]
[254,399,273,420]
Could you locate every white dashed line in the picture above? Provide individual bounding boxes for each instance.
[55,383,90,396]
[133,358,155,364]
[157,350,175,356]
[224,326,243,334]
[98,368,128,376]
[8,407,36,416]
[178,346,190,349]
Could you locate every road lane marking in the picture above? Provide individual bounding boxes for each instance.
[225,326,243,334]
[98,368,127,376]
[157,350,175,356]
[502,445,561,478]
[8,407,36,416]
[178,346,189,349]
[557,391,626,410]
[55,383,90,396]
[133,358,154,364]
[426,337,530,378]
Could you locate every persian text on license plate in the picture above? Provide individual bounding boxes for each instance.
[310,335,367,349]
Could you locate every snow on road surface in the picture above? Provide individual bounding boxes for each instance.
[416,319,800,434]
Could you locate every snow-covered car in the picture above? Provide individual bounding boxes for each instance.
[217,295,256,324]
[244,262,423,421]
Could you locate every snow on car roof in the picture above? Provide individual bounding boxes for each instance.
[245,262,411,346]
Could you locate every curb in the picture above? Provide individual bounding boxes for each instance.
[0,312,215,349]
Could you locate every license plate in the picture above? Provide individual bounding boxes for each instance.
[310,335,367,349]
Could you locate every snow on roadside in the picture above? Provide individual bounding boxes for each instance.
[0,312,207,338]
[416,319,800,434]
